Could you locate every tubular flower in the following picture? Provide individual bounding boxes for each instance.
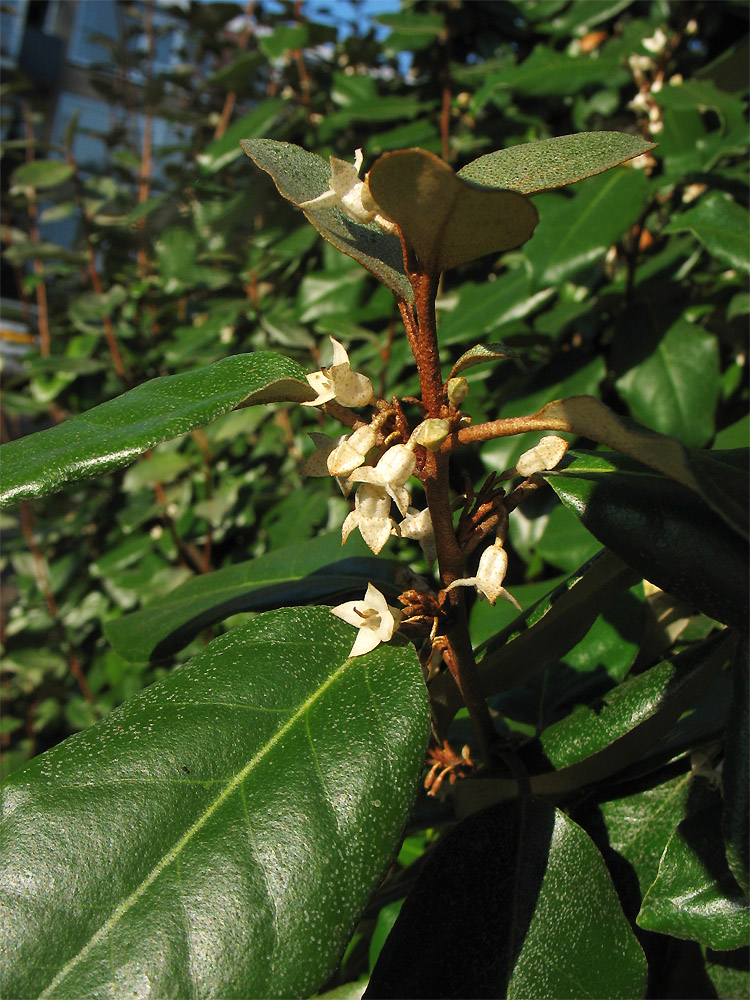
[515,435,569,477]
[302,336,374,408]
[348,443,416,516]
[398,506,437,566]
[299,149,393,229]
[341,483,396,555]
[331,582,403,658]
[444,538,521,609]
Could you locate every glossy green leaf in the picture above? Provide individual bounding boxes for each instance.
[704,948,750,999]
[686,448,749,541]
[0,352,312,507]
[448,342,519,378]
[240,139,413,302]
[601,772,698,897]
[105,531,392,663]
[638,802,750,950]
[366,799,647,998]
[546,451,749,631]
[614,312,720,448]
[0,607,430,999]
[368,148,538,273]
[431,550,638,736]
[10,159,74,191]
[723,638,750,896]
[472,46,627,103]
[458,132,655,194]
[524,167,648,286]
[664,193,750,274]
[436,270,553,346]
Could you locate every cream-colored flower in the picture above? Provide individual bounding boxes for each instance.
[444,539,521,609]
[642,27,668,54]
[299,149,393,229]
[341,483,396,554]
[331,582,403,658]
[327,424,378,477]
[515,436,569,477]
[299,432,353,496]
[302,336,374,408]
[348,443,415,516]
[399,506,437,566]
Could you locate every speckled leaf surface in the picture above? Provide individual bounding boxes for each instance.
[0,607,430,999]
[367,148,538,273]
[0,352,312,507]
[723,638,750,896]
[240,139,413,302]
[546,452,749,631]
[638,802,750,950]
[448,342,519,378]
[105,531,391,663]
[457,132,656,194]
[365,798,647,999]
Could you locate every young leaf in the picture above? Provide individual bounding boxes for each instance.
[365,799,647,999]
[240,139,413,302]
[638,801,750,950]
[367,148,538,273]
[0,352,311,506]
[457,132,656,194]
[0,607,430,999]
[448,342,519,379]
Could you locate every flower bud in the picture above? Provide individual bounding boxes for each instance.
[410,419,450,452]
[446,377,469,407]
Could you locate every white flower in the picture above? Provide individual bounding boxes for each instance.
[399,506,437,566]
[331,582,403,658]
[327,424,378,477]
[299,149,391,228]
[341,483,396,554]
[348,443,416,516]
[299,432,353,496]
[642,27,668,54]
[515,436,569,477]
[302,336,374,408]
[444,539,521,609]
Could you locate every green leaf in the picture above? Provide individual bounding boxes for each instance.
[0,607,430,999]
[448,342,518,378]
[240,139,413,302]
[601,771,698,897]
[614,311,721,448]
[436,270,553,346]
[197,100,286,174]
[258,24,307,60]
[473,45,628,102]
[0,352,312,506]
[723,638,750,896]
[368,148,538,273]
[366,799,647,998]
[664,193,750,274]
[524,167,648,286]
[104,531,393,663]
[458,132,656,194]
[546,451,749,631]
[10,159,74,191]
[638,802,750,950]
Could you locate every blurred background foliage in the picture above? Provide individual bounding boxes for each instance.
[0,0,747,803]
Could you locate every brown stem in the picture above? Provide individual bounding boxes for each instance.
[136,0,155,277]
[213,1,255,140]
[21,104,51,357]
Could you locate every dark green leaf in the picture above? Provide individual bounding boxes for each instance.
[614,312,720,448]
[0,352,312,506]
[458,132,655,194]
[546,451,749,631]
[240,139,412,301]
[723,638,750,896]
[105,531,394,663]
[638,802,750,950]
[258,24,307,60]
[0,607,430,999]
[366,799,647,999]
[524,167,648,286]
[197,101,286,174]
[664,193,750,274]
[473,46,628,102]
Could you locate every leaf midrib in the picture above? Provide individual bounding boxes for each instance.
[38,651,355,998]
